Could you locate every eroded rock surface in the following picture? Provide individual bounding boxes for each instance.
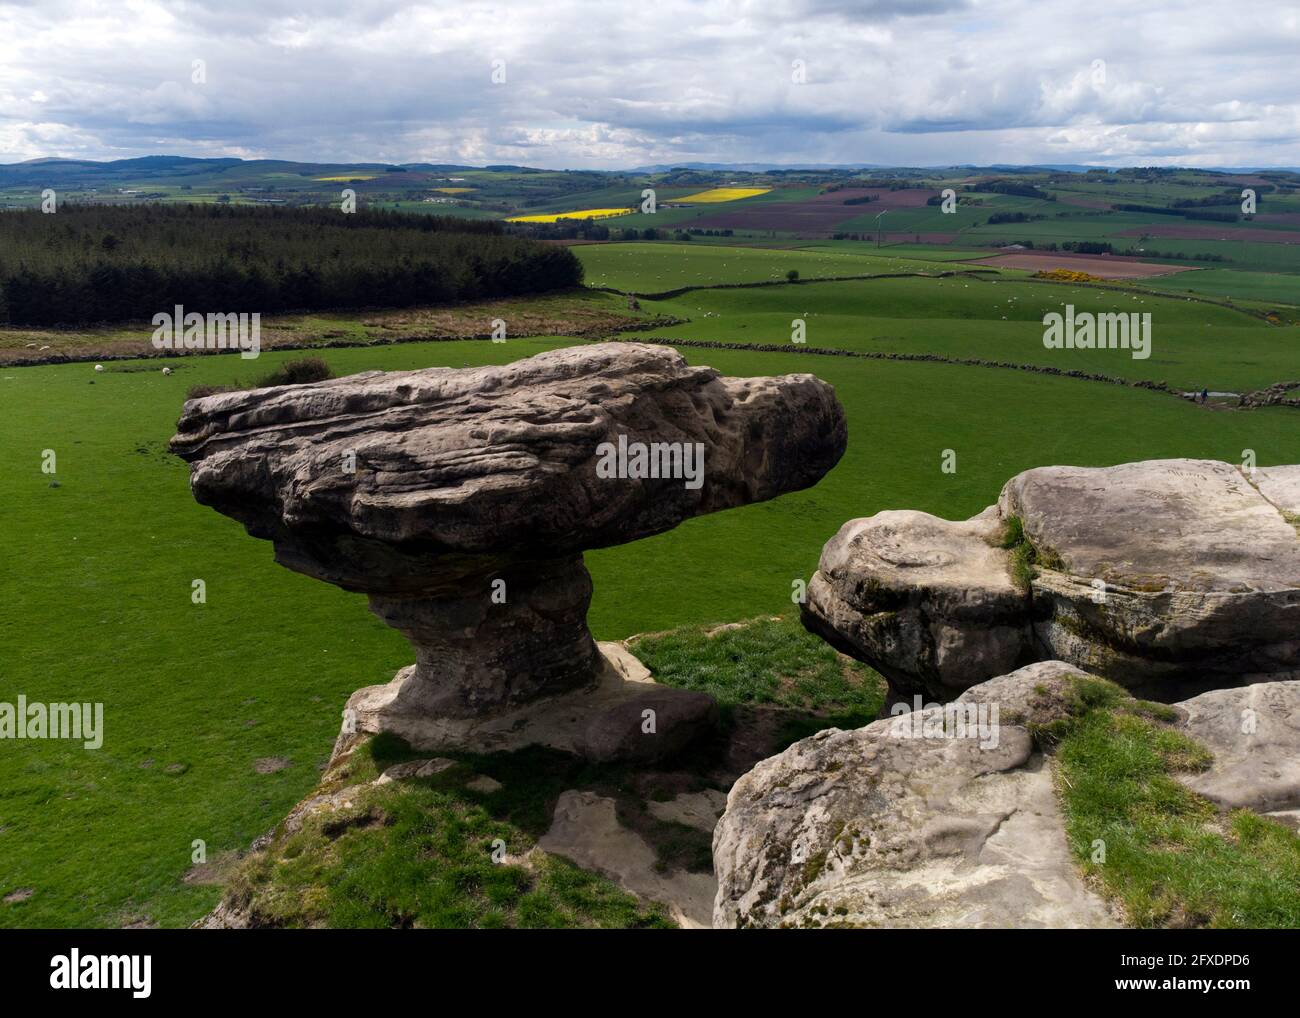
[804,459,1300,700]
[539,789,717,928]
[1174,680,1300,821]
[713,661,1119,929]
[172,342,844,750]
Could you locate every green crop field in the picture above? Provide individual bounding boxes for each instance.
[1143,267,1300,305]
[616,266,1299,392]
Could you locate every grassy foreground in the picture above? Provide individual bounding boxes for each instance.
[186,621,1300,930]
[197,615,882,928]
[220,736,675,929]
[1047,678,1300,929]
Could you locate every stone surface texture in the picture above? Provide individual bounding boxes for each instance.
[172,342,845,742]
[804,459,1300,700]
[712,661,1120,929]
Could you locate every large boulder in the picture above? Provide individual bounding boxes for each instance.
[172,342,845,755]
[712,661,1120,929]
[803,459,1300,701]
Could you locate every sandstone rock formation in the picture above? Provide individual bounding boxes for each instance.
[1173,680,1300,828]
[713,661,1119,929]
[803,459,1300,701]
[172,342,845,755]
[713,661,1300,929]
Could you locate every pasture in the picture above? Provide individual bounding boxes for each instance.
[575,241,972,292]
[2,226,1298,929]
[3,318,1297,927]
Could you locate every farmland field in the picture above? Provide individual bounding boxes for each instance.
[575,242,976,292]
[505,208,632,223]
[676,187,771,203]
[966,251,1196,278]
[3,161,1300,932]
[4,225,1300,928]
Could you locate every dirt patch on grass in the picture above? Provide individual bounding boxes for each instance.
[967,252,1196,279]
[182,850,244,886]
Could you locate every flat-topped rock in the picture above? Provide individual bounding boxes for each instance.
[804,507,1031,695]
[1000,459,1300,594]
[173,342,845,750]
[803,459,1300,700]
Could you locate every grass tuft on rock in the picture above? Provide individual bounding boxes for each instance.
[999,513,1064,591]
[1051,677,1300,929]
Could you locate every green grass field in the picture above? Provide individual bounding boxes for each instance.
[4,327,1297,927]
[1143,267,1300,306]
[575,242,967,292]
[624,274,1300,392]
[3,224,1299,929]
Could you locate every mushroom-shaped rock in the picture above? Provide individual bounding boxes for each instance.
[172,342,846,751]
[803,459,1300,702]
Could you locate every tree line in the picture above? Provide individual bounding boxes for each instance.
[0,204,583,326]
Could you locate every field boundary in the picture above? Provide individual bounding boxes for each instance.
[0,317,686,368]
[995,273,1291,323]
[591,263,1287,325]
[624,336,1292,410]
[588,268,1001,300]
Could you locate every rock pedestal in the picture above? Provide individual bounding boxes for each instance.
[172,342,846,758]
[365,555,599,718]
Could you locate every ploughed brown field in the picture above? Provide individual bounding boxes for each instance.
[966,251,1197,279]
[1115,224,1300,244]
[687,187,934,235]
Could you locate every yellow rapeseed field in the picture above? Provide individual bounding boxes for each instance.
[505,208,631,223]
[675,187,771,203]
[431,187,474,194]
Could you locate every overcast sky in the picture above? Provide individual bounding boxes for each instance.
[1,0,1297,169]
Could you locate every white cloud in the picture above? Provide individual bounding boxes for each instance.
[0,0,1296,167]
